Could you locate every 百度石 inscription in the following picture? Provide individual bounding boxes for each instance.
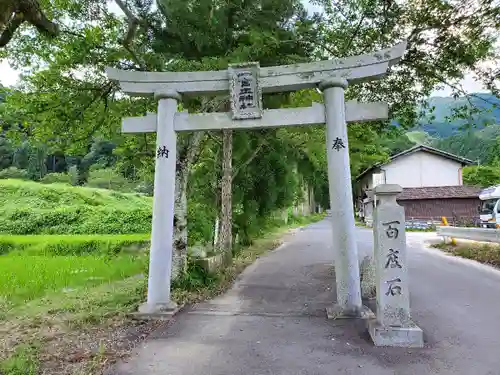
[382,220,403,293]
[369,184,423,347]
[228,62,263,120]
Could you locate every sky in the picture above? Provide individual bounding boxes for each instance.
[0,1,491,97]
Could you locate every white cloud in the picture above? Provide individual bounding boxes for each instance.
[431,72,488,97]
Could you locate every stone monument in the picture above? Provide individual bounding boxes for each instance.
[106,42,407,318]
[368,184,424,347]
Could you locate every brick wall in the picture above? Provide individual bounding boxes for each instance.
[397,198,481,221]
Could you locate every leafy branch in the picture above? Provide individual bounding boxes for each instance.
[112,0,152,70]
[232,138,267,182]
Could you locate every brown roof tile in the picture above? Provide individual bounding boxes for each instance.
[397,185,481,200]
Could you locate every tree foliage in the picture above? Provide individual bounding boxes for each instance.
[312,0,499,127]
[463,165,500,188]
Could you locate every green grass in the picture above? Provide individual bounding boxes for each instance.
[0,253,148,310]
[0,344,40,375]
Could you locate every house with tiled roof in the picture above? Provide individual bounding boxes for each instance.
[356,145,481,225]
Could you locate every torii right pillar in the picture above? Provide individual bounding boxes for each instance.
[320,78,365,318]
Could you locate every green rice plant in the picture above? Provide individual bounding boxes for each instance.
[0,253,148,307]
[0,234,150,256]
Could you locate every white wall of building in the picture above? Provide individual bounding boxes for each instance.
[359,168,380,192]
[381,151,463,188]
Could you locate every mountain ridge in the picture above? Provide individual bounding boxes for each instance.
[414,93,500,138]
[405,93,500,164]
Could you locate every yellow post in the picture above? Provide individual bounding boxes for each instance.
[441,216,456,245]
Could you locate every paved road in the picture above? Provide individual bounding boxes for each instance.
[110,220,500,375]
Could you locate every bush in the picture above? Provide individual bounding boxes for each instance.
[39,173,71,185]
[188,202,215,245]
[85,168,135,192]
[0,234,150,256]
[439,242,500,267]
[463,165,500,188]
[0,179,152,235]
[0,168,29,180]
[171,261,218,291]
[134,180,154,196]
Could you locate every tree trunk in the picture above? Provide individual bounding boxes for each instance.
[218,128,233,263]
[171,131,205,279]
[0,0,59,48]
[171,166,188,279]
[301,180,310,216]
[308,185,315,214]
[212,171,221,248]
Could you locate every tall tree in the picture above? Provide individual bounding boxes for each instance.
[151,0,319,260]
[0,0,320,276]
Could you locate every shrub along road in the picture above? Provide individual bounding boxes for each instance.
[110,221,500,375]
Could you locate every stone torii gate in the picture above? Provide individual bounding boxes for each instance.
[106,42,407,318]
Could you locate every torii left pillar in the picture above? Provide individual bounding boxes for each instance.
[137,89,181,317]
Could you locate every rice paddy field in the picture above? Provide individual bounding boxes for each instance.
[0,180,155,374]
[1,253,148,309]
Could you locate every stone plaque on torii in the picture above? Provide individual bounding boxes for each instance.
[106,42,407,319]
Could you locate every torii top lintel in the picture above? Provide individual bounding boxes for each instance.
[106,42,406,97]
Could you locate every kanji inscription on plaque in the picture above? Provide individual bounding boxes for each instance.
[228,62,263,120]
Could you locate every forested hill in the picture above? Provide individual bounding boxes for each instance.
[400,93,500,164]
[415,93,500,138]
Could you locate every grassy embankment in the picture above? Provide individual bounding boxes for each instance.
[433,241,500,268]
[0,179,324,374]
